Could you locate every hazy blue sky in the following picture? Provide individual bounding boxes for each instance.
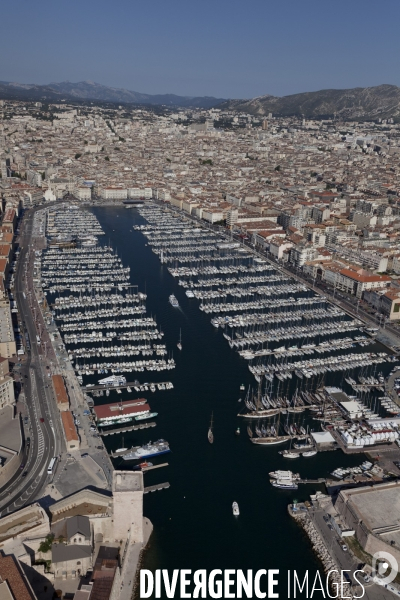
[1,0,399,98]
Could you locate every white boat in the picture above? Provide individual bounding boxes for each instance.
[177,328,182,350]
[271,480,298,490]
[98,375,126,386]
[232,501,240,516]
[169,294,179,308]
[122,440,170,461]
[302,450,317,457]
[208,412,214,444]
[282,451,299,459]
[135,412,158,421]
[269,470,298,480]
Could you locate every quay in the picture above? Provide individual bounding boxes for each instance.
[102,421,157,437]
[144,482,170,494]
[298,478,326,484]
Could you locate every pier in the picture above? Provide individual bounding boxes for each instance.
[144,482,170,493]
[298,478,326,484]
[142,462,168,472]
[101,421,156,437]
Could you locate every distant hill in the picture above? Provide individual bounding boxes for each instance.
[0,80,226,109]
[2,80,400,120]
[219,85,400,120]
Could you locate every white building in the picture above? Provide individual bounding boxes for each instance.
[100,187,127,200]
[202,209,224,223]
[74,187,92,201]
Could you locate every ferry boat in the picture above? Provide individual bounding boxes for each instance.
[232,502,240,516]
[101,417,133,426]
[98,375,127,386]
[122,440,170,461]
[169,294,179,308]
[271,480,298,490]
[135,412,158,421]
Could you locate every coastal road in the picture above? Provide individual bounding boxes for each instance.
[310,508,400,600]
[0,205,62,514]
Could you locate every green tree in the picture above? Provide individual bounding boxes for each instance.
[38,535,54,553]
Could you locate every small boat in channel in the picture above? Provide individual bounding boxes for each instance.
[208,412,214,444]
[232,502,240,516]
[169,294,179,308]
[177,328,182,351]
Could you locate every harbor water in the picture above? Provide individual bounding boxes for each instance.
[86,205,387,598]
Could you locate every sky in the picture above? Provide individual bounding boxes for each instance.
[1,0,400,99]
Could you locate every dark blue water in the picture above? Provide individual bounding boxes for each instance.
[89,206,388,598]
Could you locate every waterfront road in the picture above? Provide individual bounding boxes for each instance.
[0,205,62,515]
[311,507,400,600]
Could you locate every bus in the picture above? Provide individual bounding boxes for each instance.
[47,457,57,475]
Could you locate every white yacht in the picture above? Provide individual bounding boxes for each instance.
[232,501,240,516]
[271,480,298,490]
[169,294,179,308]
[269,470,298,480]
[282,451,299,459]
[98,375,126,386]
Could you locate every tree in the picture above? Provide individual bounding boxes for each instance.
[275,165,281,171]
[105,156,110,161]
[38,534,54,553]
[75,153,82,160]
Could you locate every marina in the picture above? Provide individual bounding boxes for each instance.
[38,203,400,594]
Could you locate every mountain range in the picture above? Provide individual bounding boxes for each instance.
[219,85,400,120]
[0,80,226,109]
[1,80,400,120]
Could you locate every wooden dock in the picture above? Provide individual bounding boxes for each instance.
[144,482,170,494]
[101,421,156,437]
[142,462,168,472]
